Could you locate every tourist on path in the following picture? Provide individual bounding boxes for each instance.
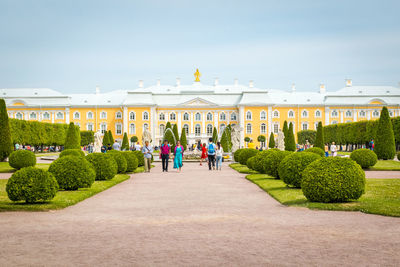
[324,144,329,157]
[207,138,216,170]
[215,142,223,171]
[200,143,207,166]
[135,142,141,151]
[160,139,171,172]
[330,142,337,157]
[142,140,153,172]
[112,140,121,151]
[173,140,184,172]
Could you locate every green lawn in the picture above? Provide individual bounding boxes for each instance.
[35,152,60,157]
[229,163,259,174]
[0,162,50,173]
[337,151,351,156]
[370,160,400,171]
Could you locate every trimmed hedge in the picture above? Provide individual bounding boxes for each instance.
[60,149,85,158]
[86,153,118,180]
[303,147,325,157]
[234,148,245,162]
[263,150,292,178]
[374,107,396,160]
[297,130,316,145]
[249,149,278,173]
[107,150,128,173]
[6,167,58,203]
[278,152,321,188]
[8,150,36,169]
[238,148,259,165]
[132,150,145,167]
[0,99,13,161]
[122,151,138,172]
[246,156,257,170]
[48,156,95,190]
[350,149,378,168]
[302,157,366,202]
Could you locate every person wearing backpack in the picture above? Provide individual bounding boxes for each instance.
[207,138,216,170]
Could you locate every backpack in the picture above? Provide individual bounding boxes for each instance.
[208,143,215,154]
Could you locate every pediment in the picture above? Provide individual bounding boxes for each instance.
[180,97,217,106]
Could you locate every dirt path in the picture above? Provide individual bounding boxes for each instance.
[365,170,400,178]
[0,162,399,266]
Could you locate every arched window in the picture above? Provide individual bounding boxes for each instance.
[15,112,23,120]
[389,110,394,117]
[331,110,338,117]
[246,111,252,120]
[195,112,201,121]
[115,111,122,119]
[100,123,107,134]
[206,112,213,121]
[302,122,308,130]
[273,110,279,118]
[220,123,226,133]
[372,110,380,117]
[315,110,321,117]
[170,112,176,121]
[129,112,135,120]
[100,111,107,119]
[43,112,50,119]
[143,111,149,120]
[115,123,122,135]
[246,123,252,134]
[129,123,136,134]
[87,123,94,131]
[231,112,237,121]
[159,124,165,135]
[183,124,189,135]
[302,110,308,118]
[288,110,295,118]
[29,112,37,119]
[220,112,226,121]
[56,112,64,119]
[260,123,266,134]
[195,124,201,136]
[273,123,279,134]
[183,112,189,121]
[359,110,366,117]
[332,120,338,125]
[345,110,352,118]
[260,111,266,120]
[159,113,165,121]
[143,123,149,130]
[207,124,213,136]
[87,111,93,119]
[73,112,80,119]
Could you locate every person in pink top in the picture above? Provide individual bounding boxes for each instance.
[159,139,171,172]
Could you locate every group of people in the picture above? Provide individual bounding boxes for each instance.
[158,139,184,172]
[200,138,224,171]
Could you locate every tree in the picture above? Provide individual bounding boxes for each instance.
[283,120,288,143]
[64,122,81,149]
[0,99,13,161]
[121,133,129,151]
[172,124,179,144]
[297,130,316,145]
[257,135,266,147]
[80,131,94,146]
[268,132,275,149]
[102,131,110,146]
[212,127,219,143]
[285,123,296,151]
[164,125,176,149]
[375,107,396,159]
[180,128,187,151]
[108,130,114,144]
[220,129,231,152]
[244,136,250,143]
[130,136,138,143]
[315,121,324,150]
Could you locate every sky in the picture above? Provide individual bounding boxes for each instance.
[0,0,399,93]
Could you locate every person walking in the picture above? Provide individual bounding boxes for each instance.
[135,142,141,151]
[330,142,337,157]
[207,138,216,170]
[160,139,171,172]
[173,140,184,172]
[142,140,153,172]
[324,144,329,157]
[215,141,224,171]
[112,140,121,151]
[200,143,207,166]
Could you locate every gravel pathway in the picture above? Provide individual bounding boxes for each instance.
[365,170,400,179]
[0,162,399,266]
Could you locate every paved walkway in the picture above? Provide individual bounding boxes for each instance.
[0,163,399,266]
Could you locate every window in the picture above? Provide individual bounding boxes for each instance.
[346,120,352,123]
[206,112,213,121]
[29,112,37,119]
[87,123,94,131]
[87,111,93,119]
[315,110,321,117]
[195,112,201,121]
[359,110,366,117]
[73,112,80,119]
[345,110,352,118]
[302,122,308,130]
[116,124,122,135]
[183,124,189,135]
[220,123,226,133]
[170,112,176,121]
[260,111,266,120]
[100,123,107,134]
[246,111,252,120]
[183,112,189,121]
[195,124,201,136]
[159,113,165,120]
[100,111,107,119]
[159,124,165,135]
[302,110,308,118]
[273,124,279,134]
[129,112,135,120]
[332,120,338,125]
[129,123,136,134]
[261,123,266,134]
[314,122,319,130]
[331,110,338,117]
[246,123,252,134]
[115,112,122,119]
[15,112,23,120]
[372,110,380,117]
[389,110,394,117]
[231,112,237,121]
[207,124,213,136]
[143,123,149,130]
[273,110,279,118]
[56,112,64,119]
[143,111,149,120]
[43,112,50,119]
[220,112,226,121]
[288,110,295,118]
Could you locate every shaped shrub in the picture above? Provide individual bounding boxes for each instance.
[132,150,145,167]
[303,147,325,157]
[278,152,321,188]
[60,149,85,158]
[238,148,259,165]
[302,157,366,202]
[122,151,138,172]
[234,148,245,162]
[350,149,378,168]
[8,150,36,169]
[251,149,278,173]
[263,150,292,178]
[48,155,95,190]
[6,167,58,203]
[86,153,118,180]
[107,150,127,173]
[246,156,257,170]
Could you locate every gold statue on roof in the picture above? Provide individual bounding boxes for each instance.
[194,68,201,82]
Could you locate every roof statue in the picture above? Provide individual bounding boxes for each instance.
[194,68,201,82]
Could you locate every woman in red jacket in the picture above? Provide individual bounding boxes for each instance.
[200,143,207,166]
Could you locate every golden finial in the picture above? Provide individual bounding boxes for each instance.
[194,68,201,82]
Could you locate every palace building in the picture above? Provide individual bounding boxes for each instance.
[2,70,400,147]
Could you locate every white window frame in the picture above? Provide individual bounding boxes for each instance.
[315,110,321,118]
[260,110,266,120]
[169,112,176,121]
[115,111,122,119]
[220,123,226,133]
[73,111,80,120]
[219,112,226,121]
[87,111,93,119]
[246,111,252,120]
[43,112,50,119]
[183,124,189,135]
[332,120,338,125]
[206,112,213,121]
[273,123,279,134]
[159,113,165,121]
[16,112,23,120]
[87,123,94,131]
[273,110,279,118]
[246,123,252,134]
[100,111,107,119]
[195,124,201,136]
[129,123,136,134]
[359,110,366,117]
[372,110,380,117]
[302,122,308,131]
[231,112,237,121]
[159,124,165,135]
[100,123,107,134]
[260,123,266,134]
[288,110,295,118]
[115,123,122,135]
[331,110,338,118]
[129,112,136,121]
[301,110,308,118]
[143,123,149,130]
[345,110,352,118]
[30,112,37,119]
[195,112,201,121]
[56,112,64,119]
[206,124,213,136]
[183,112,189,121]
[143,111,149,121]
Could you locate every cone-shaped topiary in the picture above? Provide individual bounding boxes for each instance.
[172,124,179,149]
[64,122,81,149]
[283,120,288,143]
[285,123,296,151]
[374,107,396,159]
[220,129,230,152]
[315,121,324,150]
[164,124,176,149]
[121,132,129,151]
[102,131,110,146]
[0,99,13,161]
[108,130,114,145]
[212,127,219,143]
[8,150,36,169]
[268,132,275,148]
[180,128,187,151]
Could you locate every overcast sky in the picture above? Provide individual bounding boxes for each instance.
[0,0,399,93]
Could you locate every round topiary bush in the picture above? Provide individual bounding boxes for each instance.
[303,147,325,158]
[301,157,366,202]
[350,148,378,168]
[278,152,321,188]
[59,149,85,158]
[246,156,257,170]
[8,150,36,170]
[48,156,95,190]
[107,150,127,173]
[132,150,145,167]
[6,167,58,203]
[122,151,138,172]
[263,150,292,178]
[234,148,245,162]
[250,149,278,173]
[86,153,118,180]
[238,148,259,165]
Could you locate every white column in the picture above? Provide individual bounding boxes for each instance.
[51,112,55,123]
[325,107,330,125]
[268,106,272,134]
[239,106,245,148]
[191,112,194,134]
[214,111,218,128]
[340,111,344,123]
[38,112,42,122]
[123,106,128,133]
[367,110,371,120]
[65,108,70,124]
[177,111,182,132]
[227,111,230,125]
[150,106,156,143]
[24,111,29,121]
[202,111,206,134]
[353,108,357,122]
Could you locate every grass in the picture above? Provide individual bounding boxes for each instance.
[337,151,351,156]
[35,152,60,157]
[369,160,400,171]
[230,163,400,217]
[229,163,259,174]
[0,162,50,173]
